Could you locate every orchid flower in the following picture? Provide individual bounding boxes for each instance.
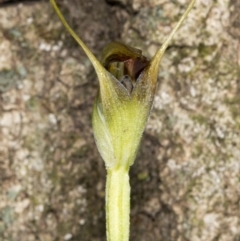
[49,1,196,240]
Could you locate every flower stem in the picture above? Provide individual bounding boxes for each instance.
[106,167,130,241]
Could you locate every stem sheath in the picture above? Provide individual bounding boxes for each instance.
[106,167,130,241]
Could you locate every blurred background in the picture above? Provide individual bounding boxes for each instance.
[0,0,239,240]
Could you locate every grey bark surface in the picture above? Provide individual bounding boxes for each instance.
[0,0,239,241]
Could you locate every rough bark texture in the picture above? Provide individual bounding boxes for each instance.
[0,0,239,241]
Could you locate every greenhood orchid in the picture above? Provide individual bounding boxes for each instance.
[49,0,196,240]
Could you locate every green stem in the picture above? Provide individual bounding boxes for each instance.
[106,167,130,241]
